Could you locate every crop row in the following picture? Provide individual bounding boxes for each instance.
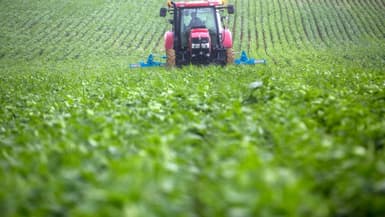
[0,0,166,61]
[229,0,385,63]
[0,0,384,62]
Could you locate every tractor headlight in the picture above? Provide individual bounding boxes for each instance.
[192,44,200,49]
[201,43,210,49]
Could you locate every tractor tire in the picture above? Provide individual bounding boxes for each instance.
[226,48,234,65]
[166,49,176,67]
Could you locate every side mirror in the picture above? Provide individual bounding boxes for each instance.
[227,5,234,14]
[160,8,167,17]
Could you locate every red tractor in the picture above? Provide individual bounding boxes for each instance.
[160,0,235,67]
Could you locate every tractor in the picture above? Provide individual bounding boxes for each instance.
[160,0,235,67]
[129,0,265,68]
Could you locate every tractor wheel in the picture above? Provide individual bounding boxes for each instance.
[226,48,234,65]
[166,49,175,67]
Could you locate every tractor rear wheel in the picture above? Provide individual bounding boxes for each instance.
[226,48,234,65]
[166,49,175,67]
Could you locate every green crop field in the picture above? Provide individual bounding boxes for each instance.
[1,0,385,216]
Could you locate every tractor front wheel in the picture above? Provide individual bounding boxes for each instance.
[226,48,234,65]
[166,49,175,67]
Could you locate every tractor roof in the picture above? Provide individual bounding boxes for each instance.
[167,0,225,8]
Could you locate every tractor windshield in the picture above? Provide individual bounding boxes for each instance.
[180,7,218,48]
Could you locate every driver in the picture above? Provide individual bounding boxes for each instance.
[188,11,204,28]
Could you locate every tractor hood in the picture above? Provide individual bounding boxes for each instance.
[190,28,210,41]
[189,28,211,62]
[189,28,211,50]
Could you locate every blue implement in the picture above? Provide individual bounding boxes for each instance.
[129,54,165,68]
[234,51,266,65]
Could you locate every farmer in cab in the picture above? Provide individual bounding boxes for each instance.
[189,11,204,28]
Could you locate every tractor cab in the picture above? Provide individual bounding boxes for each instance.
[180,7,218,48]
[160,0,234,66]
[181,7,219,63]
